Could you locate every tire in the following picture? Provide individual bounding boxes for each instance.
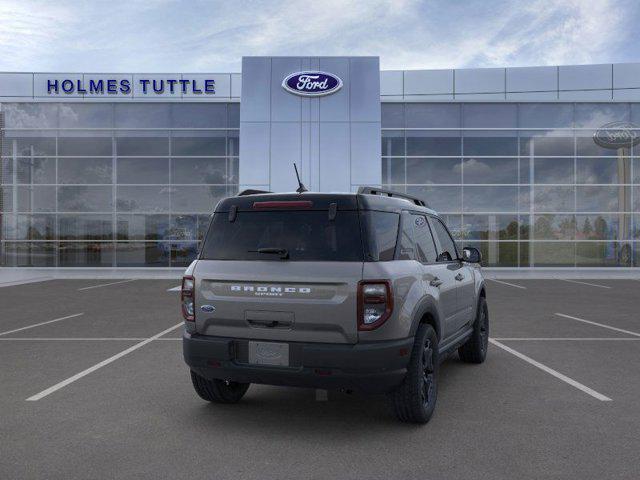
[388,324,438,424]
[190,370,250,404]
[458,296,489,364]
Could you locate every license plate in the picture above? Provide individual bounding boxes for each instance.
[248,341,289,367]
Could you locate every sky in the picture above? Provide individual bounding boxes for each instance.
[0,0,638,73]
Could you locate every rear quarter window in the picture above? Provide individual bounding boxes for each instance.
[360,211,400,261]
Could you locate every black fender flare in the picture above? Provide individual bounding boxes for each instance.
[409,295,442,341]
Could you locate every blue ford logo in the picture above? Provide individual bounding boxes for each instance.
[593,121,640,149]
[200,305,215,312]
[282,71,343,97]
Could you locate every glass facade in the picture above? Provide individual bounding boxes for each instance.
[1,100,639,268]
[0,102,239,267]
[382,103,640,267]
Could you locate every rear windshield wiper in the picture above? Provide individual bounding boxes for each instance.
[248,247,290,260]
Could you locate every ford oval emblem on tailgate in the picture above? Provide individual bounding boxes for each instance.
[200,304,215,312]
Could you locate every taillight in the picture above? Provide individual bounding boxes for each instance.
[357,280,393,331]
[181,275,195,321]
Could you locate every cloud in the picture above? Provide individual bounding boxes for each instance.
[0,0,637,72]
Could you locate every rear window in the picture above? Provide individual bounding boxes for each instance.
[201,211,364,261]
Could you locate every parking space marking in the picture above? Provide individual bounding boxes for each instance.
[26,322,183,401]
[492,337,640,341]
[0,313,84,337]
[558,279,611,289]
[78,279,137,291]
[0,337,182,341]
[0,277,53,288]
[167,286,182,292]
[489,339,612,401]
[555,313,640,337]
[487,279,527,290]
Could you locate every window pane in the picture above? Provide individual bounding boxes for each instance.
[519,134,574,156]
[2,242,56,267]
[463,186,518,212]
[116,136,168,156]
[228,103,240,127]
[171,104,227,128]
[382,158,405,184]
[171,242,199,267]
[382,103,404,128]
[533,215,576,240]
[2,104,58,128]
[58,214,113,240]
[518,104,573,128]
[59,103,112,128]
[463,135,518,156]
[58,137,112,156]
[227,130,239,157]
[534,158,574,184]
[407,132,460,156]
[17,186,56,212]
[463,157,517,184]
[15,214,55,240]
[58,158,112,184]
[574,103,630,128]
[58,186,113,212]
[412,215,437,263]
[169,214,198,241]
[1,157,11,183]
[397,214,416,261]
[59,242,114,267]
[381,130,404,156]
[464,241,518,267]
[1,186,13,211]
[429,217,458,261]
[116,214,169,240]
[461,215,519,240]
[533,186,574,212]
[576,186,628,212]
[16,157,56,184]
[116,186,170,212]
[362,211,399,261]
[3,136,56,156]
[406,104,460,128]
[406,158,461,184]
[576,135,624,156]
[464,104,517,128]
[171,186,226,213]
[576,157,629,184]
[171,158,228,184]
[576,242,631,267]
[532,242,575,266]
[171,134,226,156]
[116,158,169,184]
[115,242,170,267]
[114,104,170,128]
[406,186,461,212]
[576,214,630,241]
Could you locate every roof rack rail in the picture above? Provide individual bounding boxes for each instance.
[357,186,428,208]
[237,189,272,196]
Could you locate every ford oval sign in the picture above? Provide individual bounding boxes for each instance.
[282,71,343,97]
[593,121,640,149]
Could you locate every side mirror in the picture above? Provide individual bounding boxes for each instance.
[462,247,482,264]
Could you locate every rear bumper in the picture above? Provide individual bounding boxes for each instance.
[183,332,413,394]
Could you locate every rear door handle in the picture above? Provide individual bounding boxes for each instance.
[429,277,443,287]
[455,273,464,281]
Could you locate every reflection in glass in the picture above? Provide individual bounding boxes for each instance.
[534,186,574,212]
[3,136,56,156]
[519,135,573,156]
[2,242,56,267]
[115,242,169,267]
[171,135,226,156]
[116,186,171,213]
[116,214,169,241]
[532,242,575,266]
[462,157,517,184]
[406,104,460,128]
[16,157,56,184]
[3,104,58,128]
[576,157,629,184]
[463,134,517,156]
[58,137,112,156]
[171,158,227,184]
[59,214,113,240]
[576,242,631,267]
[116,136,168,156]
[59,103,113,128]
[114,104,170,128]
[382,104,404,128]
[58,158,112,184]
[172,104,227,128]
[59,242,114,267]
[171,186,227,213]
[463,241,518,267]
[58,186,113,212]
[15,214,55,240]
[117,158,170,184]
[463,187,518,212]
[406,186,461,212]
[575,214,629,241]
[406,132,460,156]
[382,158,405,184]
[533,215,576,240]
[407,158,461,184]
[518,104,573,129]
[576,186,626,212]
[381,130,404,156]
[171,242,199,267]
[533,158,574,184]
[17,186,56,212]
[461,215,519,240]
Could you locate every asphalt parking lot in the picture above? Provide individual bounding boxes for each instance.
[1,278,639,479]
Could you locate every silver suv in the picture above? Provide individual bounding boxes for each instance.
[181,187,488,423]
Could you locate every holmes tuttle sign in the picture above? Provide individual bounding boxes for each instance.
[282,71,342,97]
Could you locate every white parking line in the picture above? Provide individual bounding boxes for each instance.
[0,313,84,337]
[26,322,183,401]
[0,337,182,341]
[555,313,640,337]
[493,337,640,341]
[487,279,527,290]
[559,279,611,289]
[489,338,612,402]
[167,286,182,292]
[78,279,137,291]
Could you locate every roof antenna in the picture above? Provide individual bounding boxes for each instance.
[293,163,308,193]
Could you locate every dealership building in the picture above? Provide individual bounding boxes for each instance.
[1,56,639,269]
